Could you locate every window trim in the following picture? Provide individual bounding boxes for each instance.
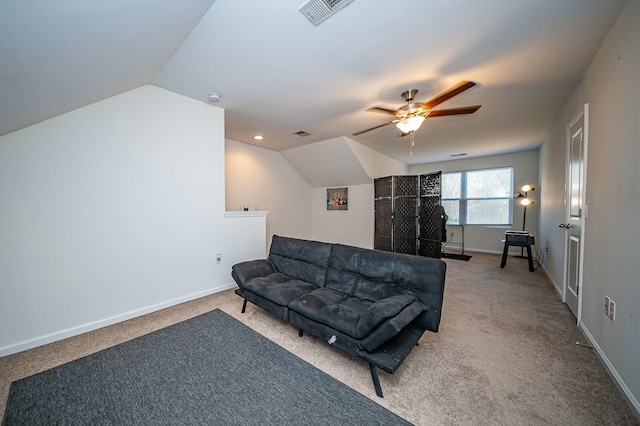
[442,166,514,226]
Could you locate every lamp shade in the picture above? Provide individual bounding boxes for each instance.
[395,115,425,133]
[520,198,533,206]
[521,184,535,192]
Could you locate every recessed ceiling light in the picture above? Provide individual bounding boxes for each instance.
[253,135,263,140]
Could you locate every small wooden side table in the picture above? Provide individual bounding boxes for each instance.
[500,233,535,272]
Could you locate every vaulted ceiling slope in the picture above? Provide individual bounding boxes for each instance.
[0,0,216,137]
[0,0,627,165]
[280,136,407,188]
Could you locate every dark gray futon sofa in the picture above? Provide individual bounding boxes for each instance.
[231,235,446,397]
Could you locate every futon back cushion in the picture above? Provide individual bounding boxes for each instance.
[326,244,401,300]
[326,244,446,332]
[268,235,333,287]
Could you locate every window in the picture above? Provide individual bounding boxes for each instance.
[441,167,513,225]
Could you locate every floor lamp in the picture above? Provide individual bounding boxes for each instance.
[516,184,535,256]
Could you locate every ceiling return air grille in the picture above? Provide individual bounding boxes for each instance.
[299,0,355,26]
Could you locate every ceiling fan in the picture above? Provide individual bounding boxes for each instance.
[352,81,481,154]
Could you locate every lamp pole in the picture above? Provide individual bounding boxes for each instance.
[518,185,534,257]
[522,191,529,232]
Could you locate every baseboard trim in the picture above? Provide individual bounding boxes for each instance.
[0,282,237,358]
[443,247,503,255]
[540,267,637,420]
[579,321,640,421]
[452,247,533,257]
[539,262,564,300]
[441,247,549,262]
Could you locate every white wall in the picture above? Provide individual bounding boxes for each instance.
[310,138,407,248]
[225,137,406,250]
[311,184,374,248]
[0,85,266,355]
[225,139,312,249]
[409,150,540,255]
[540,0,640,413]
[539,87,586,295]
[308,138,407,248]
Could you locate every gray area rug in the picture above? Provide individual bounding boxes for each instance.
[3,309,409,425]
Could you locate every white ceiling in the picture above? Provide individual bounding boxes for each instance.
[281,137,375,188]
[0,0,627,165]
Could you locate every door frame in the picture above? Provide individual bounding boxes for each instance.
[562,103,589,322]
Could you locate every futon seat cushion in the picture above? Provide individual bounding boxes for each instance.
[244,273,317,306]
[288,287,423,340]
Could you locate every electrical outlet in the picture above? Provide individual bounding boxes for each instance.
[609,299,616,321]
[216,252,222,264]
[605,296,616,321]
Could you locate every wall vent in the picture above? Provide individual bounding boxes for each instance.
[299,0,355,26]
[294,130,312,137]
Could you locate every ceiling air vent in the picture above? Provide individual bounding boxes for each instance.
[299,0,355,26]
[294,130,311,137]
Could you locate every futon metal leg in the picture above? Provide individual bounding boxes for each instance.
[369,364,383,398]
[298,329,304,337]
[241,299,247,313]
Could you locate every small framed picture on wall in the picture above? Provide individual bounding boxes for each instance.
[327,187,348,210]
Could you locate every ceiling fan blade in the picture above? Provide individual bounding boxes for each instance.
[422,81,477,110]
[352,121,394,136]
[427,105,481,117]
[365,107,399,116]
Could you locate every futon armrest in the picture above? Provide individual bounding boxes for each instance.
[231,259,276,289]
[360,299,427,353]
[356,294,423,339]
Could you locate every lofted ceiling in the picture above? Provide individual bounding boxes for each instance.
[0,0,627,165]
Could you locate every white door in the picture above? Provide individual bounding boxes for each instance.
[562,104,588,320]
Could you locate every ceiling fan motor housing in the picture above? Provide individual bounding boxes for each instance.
[401,89,419,102]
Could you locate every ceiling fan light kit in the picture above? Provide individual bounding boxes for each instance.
[395,115,425,133]
[353,81,482,155]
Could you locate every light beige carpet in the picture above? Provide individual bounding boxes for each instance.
[1,252,638,425]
